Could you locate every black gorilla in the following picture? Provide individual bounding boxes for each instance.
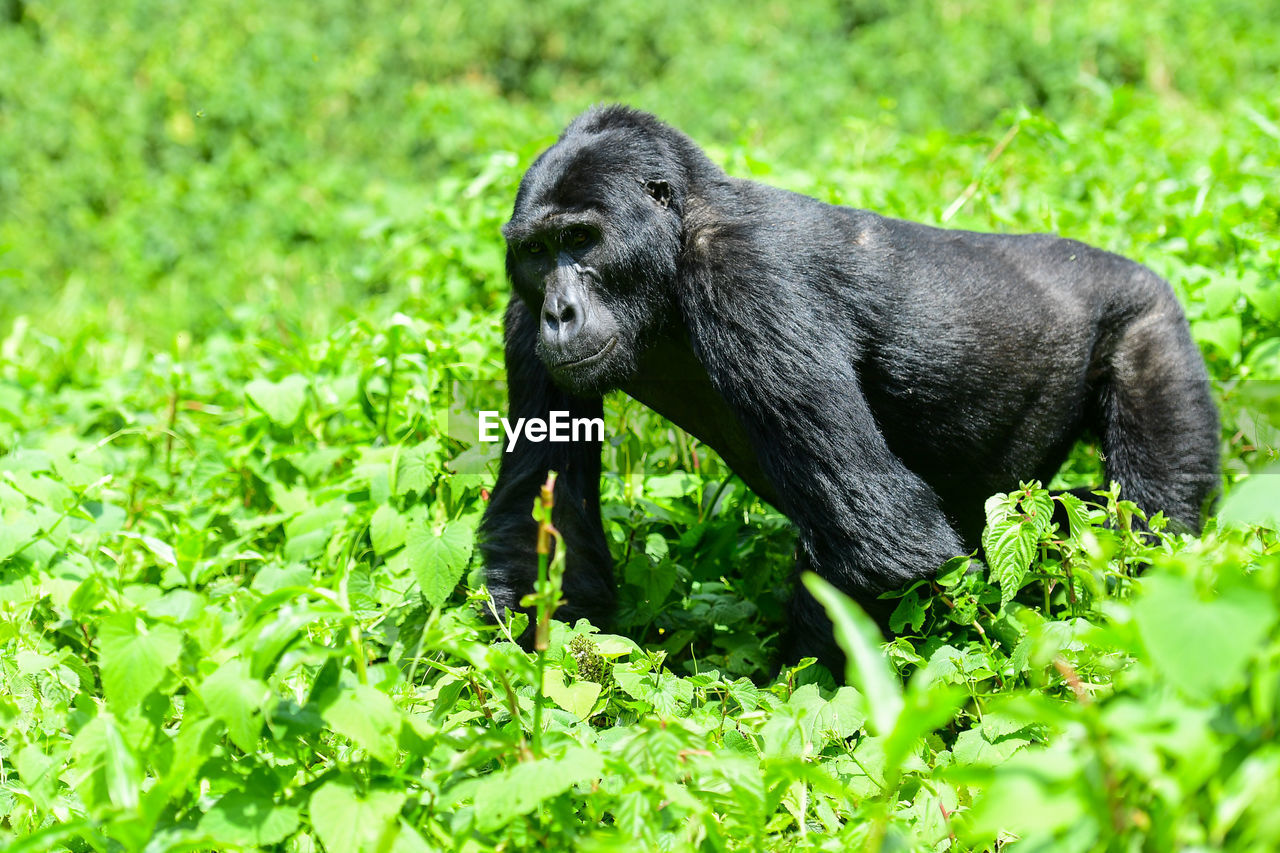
[479,105,1219,665]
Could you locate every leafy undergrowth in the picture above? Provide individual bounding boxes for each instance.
[3,1,1280,850]
[2,311,1279,851]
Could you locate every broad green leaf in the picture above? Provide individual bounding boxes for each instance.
[1191,315,1242,357]
[199,659,269,753]
[883,683,966,774]
[889,588,926,633]
[1219,465,1280,528]
[952,727,1033,767]
[370,503,407,555]
[1244,337,1280,378]
[320,681,401,765]
[592,633,642,657]
[101,712,141,810]
[198,791,299,848]
[473,746,604,832]
[542,669,602,719]
[813,685,867,740]
[405,519,472,608]
[1241,270,1280,322]
[283,500,349,563]
[393,440,441,496]
[309,780,405,853]
[1134,573,1274,698]
[97,615,182,710]
[246,374,309,427]
[17,744,61,811]
[726,676,762,713]
[802,573,902,736]
[963,741,1085,842]
[649,671,695,717]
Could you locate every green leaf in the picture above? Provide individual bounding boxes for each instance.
[952,726,1033,767]
[199,791,300,848]
[1191,315,1242,357]
[101,712,141,810]
[613,666,694,717]
[802,573,902,736]
[97,614,182,710]
[370,503,407,555]
[542,669,602,719]
[17,744,61,811]
[1241,270,1280,323]
[1133,573,1274,699]
[1055,492,1093,540]
[393,440,441,497]
[199,659,269,753]
[1219,465,1280,528]
[883,683,966,773]
[982,489,1050,605]
[473,746,604,832]
[406,518,472,608]
[320,681,402,765]
[309,780,405,853]
[246,374,309,427]
[283,500,349,563]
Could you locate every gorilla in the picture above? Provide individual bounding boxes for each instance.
[478,104,1219,666]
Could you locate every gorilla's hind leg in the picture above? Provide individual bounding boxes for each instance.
[1094,306,1220,532]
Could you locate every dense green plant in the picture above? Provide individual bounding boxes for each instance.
[2,1,1279,850]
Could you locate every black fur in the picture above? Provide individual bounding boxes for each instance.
[479,105,1220,667]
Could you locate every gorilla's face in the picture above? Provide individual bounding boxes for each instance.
[503,132,681,397]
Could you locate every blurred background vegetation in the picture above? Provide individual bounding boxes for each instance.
[2,0,1276,347]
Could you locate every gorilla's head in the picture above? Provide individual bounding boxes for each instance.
[502,106,691,396]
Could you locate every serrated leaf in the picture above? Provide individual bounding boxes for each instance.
[246,374,309,427]
[16,744,60,810]
[473,746,604,832]
[987,523,1036,605]
[813,685,866,740]
[726,676,761,713]
[393,440,441,496]
[1055,492,1093,540]
[649,671,695,717]
[406,519,471,608]
[982,491,1044,604]
[97,615,182,710]
[309,780,405,853]
[1191,315,1242,357]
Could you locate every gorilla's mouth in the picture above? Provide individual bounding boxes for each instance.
[553,337,617,371]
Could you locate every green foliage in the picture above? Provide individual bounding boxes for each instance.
[2,0,1279,850]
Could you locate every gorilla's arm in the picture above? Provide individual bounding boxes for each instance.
[477,298,615,628]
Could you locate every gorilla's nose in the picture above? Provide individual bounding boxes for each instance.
[541,291,584,345]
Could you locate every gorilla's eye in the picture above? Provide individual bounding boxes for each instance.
[562,226,592,248]
[523,240,545,256]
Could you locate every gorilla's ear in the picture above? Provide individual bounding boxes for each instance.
[643,179,671,209]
